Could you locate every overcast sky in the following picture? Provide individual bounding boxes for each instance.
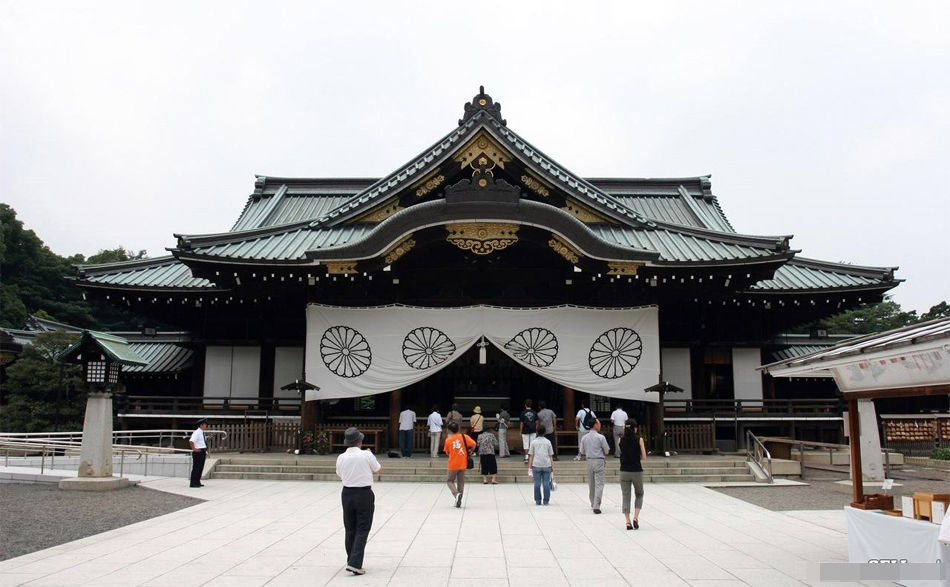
[2,1,947,315]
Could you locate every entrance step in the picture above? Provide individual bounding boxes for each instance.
[209,454,754,484]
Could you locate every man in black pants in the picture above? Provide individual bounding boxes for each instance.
[188,418,208,488]
[335,427,382,575]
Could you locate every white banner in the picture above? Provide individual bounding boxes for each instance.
[304,304,659,401]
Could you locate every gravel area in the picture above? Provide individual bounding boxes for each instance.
[714,464,950,511]
[0,484,202,562]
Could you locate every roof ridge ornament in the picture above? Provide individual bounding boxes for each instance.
[459,86,506,127]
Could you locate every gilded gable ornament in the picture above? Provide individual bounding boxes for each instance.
[414,173,445,198]
[325,261,358,275]
[453,131,513,170]
[548,237,580,265]
[607,262,643,276]
[446,223,519,256]
[356,199,403,222]
[562,201,613,224]
[384,237,416,265]
[522,174,550,198]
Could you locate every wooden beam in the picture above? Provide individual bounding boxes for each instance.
[847,397,864,506]
[843,384,950,400]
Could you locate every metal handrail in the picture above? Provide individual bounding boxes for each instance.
[0,438,147,476]
[745,430,773,484]
[0,429,229,476]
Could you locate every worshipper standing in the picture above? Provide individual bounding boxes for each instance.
[446,403,463,430]
[573,400,597,461]
[496,405,511,457]
[579,418,610,513]
[398,405,416,458]
[443,421,476,508]
[188,418,208,488]
[527,428,555,505]
[468,406,485,443]
[477,424,499,484]
[618,419,647,530]
[536,401,558,460]
[519,399,538,463]
[426,405,443,458]
[335,427,382,576]
[609,404,629,458]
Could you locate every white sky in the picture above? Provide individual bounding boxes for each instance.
[2,1,947,315]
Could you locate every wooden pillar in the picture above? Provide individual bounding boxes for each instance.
[300,400,317,433]
[656,391,667,454]
[847,397,864,505]
[562,387,575,430]
[389,389,401,449]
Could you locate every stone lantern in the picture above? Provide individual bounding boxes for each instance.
[56,331,147,491]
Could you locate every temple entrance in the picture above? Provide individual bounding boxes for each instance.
[400,342,563,420]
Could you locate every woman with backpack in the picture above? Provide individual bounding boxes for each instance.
[618,419,647,530]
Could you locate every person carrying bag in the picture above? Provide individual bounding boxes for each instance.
[443,421,476,508]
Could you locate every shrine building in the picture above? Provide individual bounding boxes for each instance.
[74,89,900,451]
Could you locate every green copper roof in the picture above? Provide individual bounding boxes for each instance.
[748,258,895,291]
[57,330,149,367]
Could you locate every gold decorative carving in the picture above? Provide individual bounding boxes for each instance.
[562,201,614,224]
[325,261,358,275]
[384,237,416,265]
[445,223,519,256]
[452,131,512,170]
[607,262,643,276]
[548,237,580,265]
[522,174,550,198]
[413,172,445,198]
[356,199,403,222]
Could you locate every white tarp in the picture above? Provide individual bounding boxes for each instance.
[304,304,660,401]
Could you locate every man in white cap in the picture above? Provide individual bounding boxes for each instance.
[188,418,208,488]
[336,427,382,575]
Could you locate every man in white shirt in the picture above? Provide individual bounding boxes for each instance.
[426,405,443,458]
[188,418,208,488]
[398,406,416,458]
[336,427,382,576]
[609,404,629,458]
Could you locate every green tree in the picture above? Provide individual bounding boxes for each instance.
[0,204,152,330]
[0,331,85,432]
[0,204,96,328]
[821,298,918,335]
[920,301,949,322]
[85,247,148,265]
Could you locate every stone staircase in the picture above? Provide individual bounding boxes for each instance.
[210,453,754,484]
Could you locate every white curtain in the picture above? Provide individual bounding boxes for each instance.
[305,304,659,402]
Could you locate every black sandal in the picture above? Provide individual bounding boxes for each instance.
[626,522,633,530]
[633,519,639,530]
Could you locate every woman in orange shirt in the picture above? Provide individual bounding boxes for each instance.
[443,420,476,508]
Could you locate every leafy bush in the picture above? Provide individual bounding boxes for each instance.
[931,448,950,461]
[315,431,330,454]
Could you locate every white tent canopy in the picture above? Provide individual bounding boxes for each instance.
[761,317,950,394]
[304,304,660,401]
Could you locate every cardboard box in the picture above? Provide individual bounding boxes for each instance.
[912,493,950,521]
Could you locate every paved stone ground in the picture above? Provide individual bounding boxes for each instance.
[713,464,950,511]
[0,484,202,561]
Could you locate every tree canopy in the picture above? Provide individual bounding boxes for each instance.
[0,204,149,330]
